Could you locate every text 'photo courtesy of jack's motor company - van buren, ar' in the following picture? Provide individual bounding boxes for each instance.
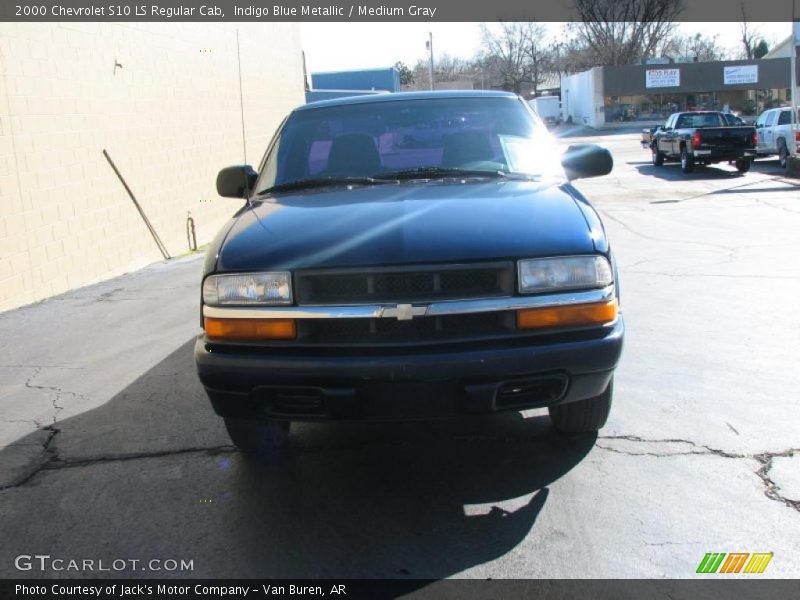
[15,583,346,597]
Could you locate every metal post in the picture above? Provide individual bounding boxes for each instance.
[103,150,170,260]
[428,32,434,91]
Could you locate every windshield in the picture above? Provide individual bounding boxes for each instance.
[255,96,562,194]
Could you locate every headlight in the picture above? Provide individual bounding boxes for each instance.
[203,272,292,305]
[518,256,612,294]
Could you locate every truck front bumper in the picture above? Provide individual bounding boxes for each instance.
[195,318,624,421]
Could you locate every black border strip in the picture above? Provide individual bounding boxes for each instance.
[4,579,800,600]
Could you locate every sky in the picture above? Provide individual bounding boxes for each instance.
[300,22,794,74]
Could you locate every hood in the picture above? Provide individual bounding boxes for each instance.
[215,180,598,272]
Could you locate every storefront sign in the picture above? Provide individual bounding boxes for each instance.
[723,65,758,85]
[645,69,680,88]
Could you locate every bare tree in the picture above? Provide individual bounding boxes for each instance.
[479,22,533,93]
[410,54,474,89]
[572,0,685,65]
[433,54,474,82]
[739,4,758,59]
[523,23,556,95]
[662,32,727,62]
[557,35,600,74]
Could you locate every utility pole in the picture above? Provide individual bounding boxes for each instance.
[427,32,435,90]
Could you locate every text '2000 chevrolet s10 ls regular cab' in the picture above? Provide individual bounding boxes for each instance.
[195,91,624,453]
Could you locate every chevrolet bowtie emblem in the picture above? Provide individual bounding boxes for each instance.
[395,303,414,321]
[382,303,428,320]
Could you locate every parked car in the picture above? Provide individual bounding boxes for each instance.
[650,111,757,174]
[196,91,623,454]
[754,107,799,168]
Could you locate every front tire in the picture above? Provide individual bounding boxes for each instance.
[549,379,613,433]
[651,146,664,166]
[680,147,694,173]
[735,158,751,173]
[224,417,291,454]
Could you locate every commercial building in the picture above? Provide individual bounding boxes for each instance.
[561,58,799,128]
[0,23,305,312]
[306,67,400,102]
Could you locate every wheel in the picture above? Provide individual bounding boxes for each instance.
[549,379,613,433]
[680,147,694,173]
[735,158,751,173]
[224,417,290,454]
[778,140,788,169]
[651,145,664,166]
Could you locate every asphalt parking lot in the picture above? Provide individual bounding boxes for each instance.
[0,131,798,581]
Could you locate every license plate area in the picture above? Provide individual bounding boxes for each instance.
[359,381,461,419]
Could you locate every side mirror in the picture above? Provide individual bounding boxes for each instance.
[216,165,257,198]
[561,144,613,181]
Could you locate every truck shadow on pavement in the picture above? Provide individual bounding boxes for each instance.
[632,158,789,182]
[633,163,749,181]
[0,339,595,583]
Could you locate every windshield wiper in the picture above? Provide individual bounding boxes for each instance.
[373,167,510,180]
[258,176,397,195]
[373,167,543,181]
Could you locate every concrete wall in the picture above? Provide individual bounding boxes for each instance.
[0,23,305,313]
[561,67,605,128]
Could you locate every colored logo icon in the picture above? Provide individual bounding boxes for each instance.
[696,552,773,574]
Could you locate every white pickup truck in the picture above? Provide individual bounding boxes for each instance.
[755,107,799,168]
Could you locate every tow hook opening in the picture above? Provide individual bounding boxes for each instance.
[256,386,328,417]
[495,374,569,410]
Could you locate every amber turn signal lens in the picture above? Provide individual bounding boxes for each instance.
[517,299,618,330]
[204,317,296,340]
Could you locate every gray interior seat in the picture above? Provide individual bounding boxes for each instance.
[326,133,381,176]
[441,131,494,167]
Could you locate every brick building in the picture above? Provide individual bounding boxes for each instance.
[0,23,305,312]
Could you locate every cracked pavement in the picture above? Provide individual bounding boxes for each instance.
[0,132,798,579]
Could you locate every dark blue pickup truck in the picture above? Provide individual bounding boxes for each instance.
[195,91,623,454]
